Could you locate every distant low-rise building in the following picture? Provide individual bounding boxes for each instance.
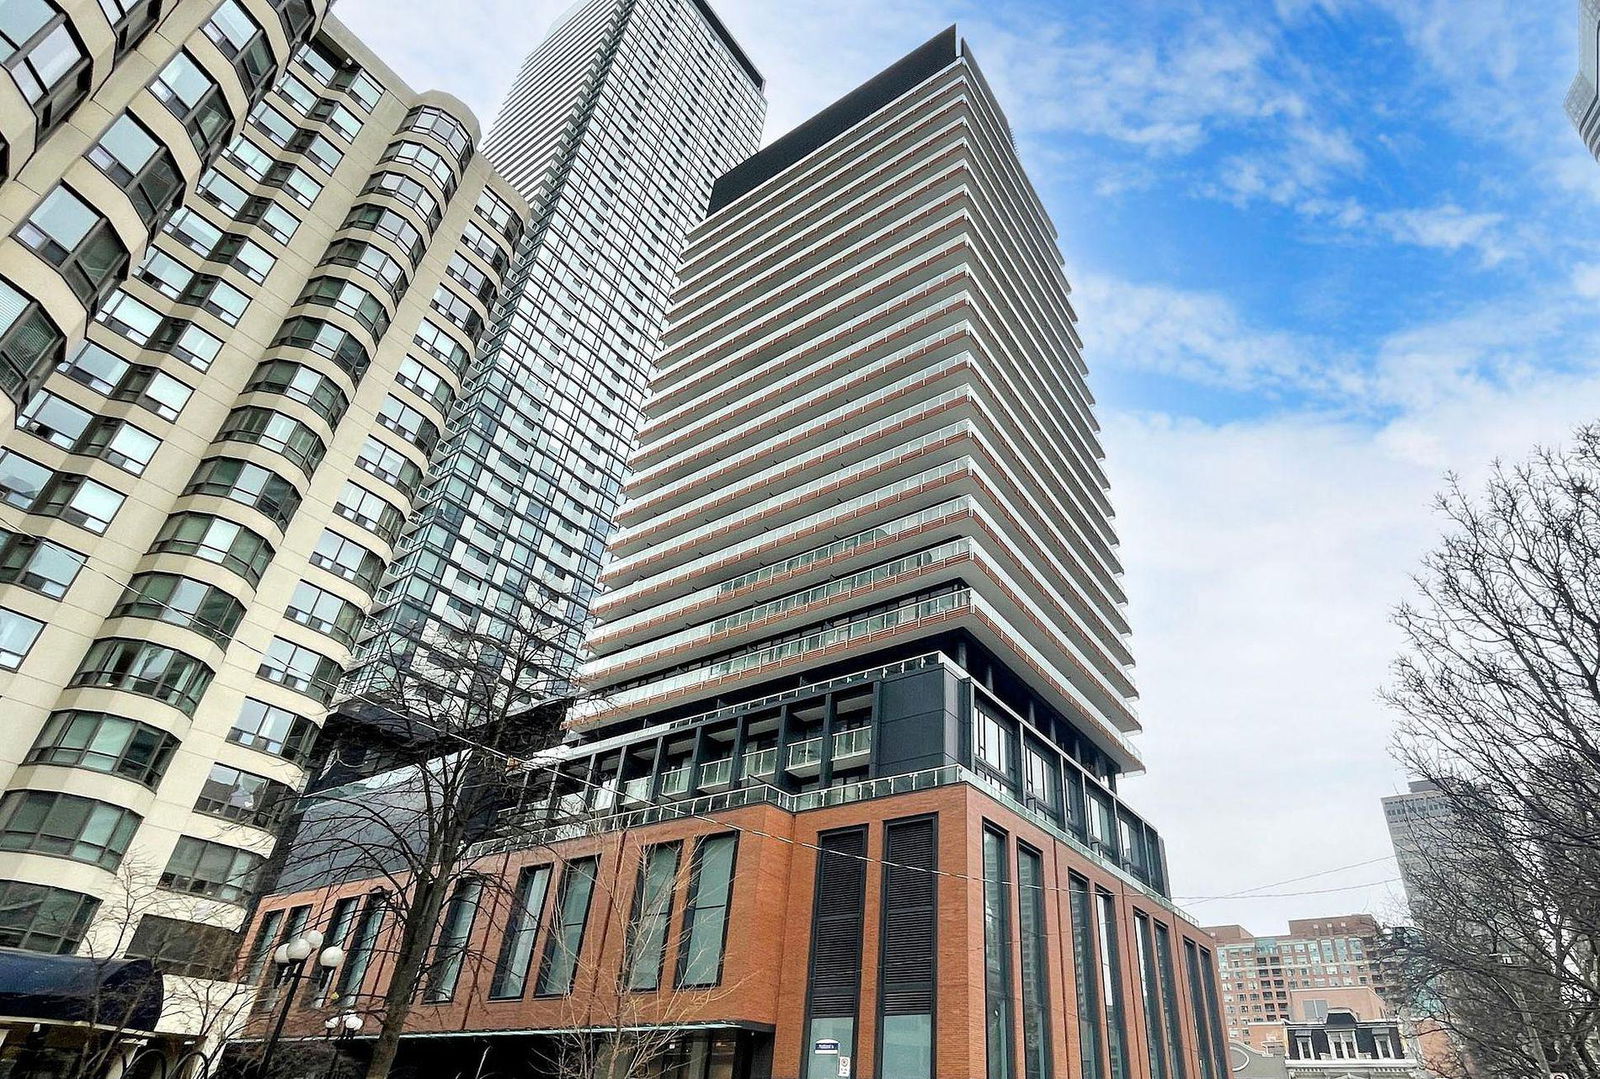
[1208,917,1388,1054]
[1283,1008,1429,1078]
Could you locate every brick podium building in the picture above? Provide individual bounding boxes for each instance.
[243,27,1230,1079]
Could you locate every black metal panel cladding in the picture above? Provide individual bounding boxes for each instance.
[879,816,937,1015]
[707,26,959,214]
[806,826,868,1017]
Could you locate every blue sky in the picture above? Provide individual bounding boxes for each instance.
[337,0,1600,929]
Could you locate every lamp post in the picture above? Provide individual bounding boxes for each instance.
[257,931,346,1078]
[321,1012,364,1079]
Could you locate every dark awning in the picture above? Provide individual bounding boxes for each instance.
[0,947,163,1032]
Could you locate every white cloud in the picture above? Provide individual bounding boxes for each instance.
[1371,204,1508,265]
[1106,370,1600,926]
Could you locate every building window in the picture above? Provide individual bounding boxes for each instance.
[0,0,89,134]
[150,512,274,586]
[70,637,214,715]
[150,51,234,156]
[1134,915,1172,1079]
[400,105,471,164]
[341,204,424,263]
[0,606,42,667]
[1154,922,1189,1079]
[0,789,140,868]
[216,406,326,477]
[804,827,866,1079]
[185,456,302,530]
[160,836,261,903]
[16,186,129,305]
[1185,939,1221,1079]
[0,277,64,400]
[1017,845,1051,1079]
[354,435,421,495]
[1069,876,1104,1079]
[624,842,679,991]
[245,359,348,428]
[112,571,246,644]
[228,697,315,764]
[321,239,407,301]
[257,636,340,702]
[422,878,482,1003]
[675,832,736,988]
[360,171,441,230]
[88,114,184,227]
[975,704,1014,778]
[376,395,437,454]
[333,480,403,543]
[125,915,237,979]
[26,709,177,787]
[1022,744,1059,822]
[535,856,599,996]
[297,276,390,339]
[194,761,291,830]
[286,580,361,647]
[202,0,273,94]
[311,528,381,591]
[311,896,361,1002]
[272,315,371,380]
[0,531,84,597]
[878,817,936,1079]
[333,891,386,1007]
[96,0,160,58]
[381,140,456,196]
[982,826,1015,1079]
[413,319,467,371]
[490,864,551,999]
[0,879,97,953]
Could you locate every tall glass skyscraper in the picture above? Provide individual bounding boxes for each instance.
[342,0,767,719]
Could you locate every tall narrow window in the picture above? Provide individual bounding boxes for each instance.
[1184,939,1218,1079]
[625,842,680,991]
[491,864,550,999]
[878,817,936,1079]
[676,833,736,988]
[243,908,283,984]
[423,878,481,1002]
[1197,944,1227,1079]
[1069,876,1104,1079]
[804,827,866,1079]
[314,896,359,1003]
[1096,891,1131,1079]
[1134,914,1170,1079]
[1016,845,1051,1079]
[535,857,597,996]
[334,892,386,1008]
[1153,924,1188,1079]
[982,826,1015,1079]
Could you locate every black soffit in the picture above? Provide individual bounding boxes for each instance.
[0,948,164,1032]
[708,26,960,214]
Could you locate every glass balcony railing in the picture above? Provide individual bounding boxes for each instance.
[833,726,871,758]
[621,776,651,803]
[742,747,777,776]
[659,766,691,797]
[787,736,822,769]
[700,757,733,787]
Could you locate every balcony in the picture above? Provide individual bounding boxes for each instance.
[659,766,691,797]
[786,727,874,777]
[700,757,733,790]
[742,747,777,777]
[621,776,652,804]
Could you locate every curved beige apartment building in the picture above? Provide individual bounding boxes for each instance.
[0,0,523,1037]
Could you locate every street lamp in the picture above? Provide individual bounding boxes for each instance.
[321,1012,364,1079]
[257,932,345,1078]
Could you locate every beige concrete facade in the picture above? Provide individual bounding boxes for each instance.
[0,0,523,993]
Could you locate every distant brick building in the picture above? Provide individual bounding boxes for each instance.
[1207,917,1388,1054]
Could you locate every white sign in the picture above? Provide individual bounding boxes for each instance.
[814,1039,840,1055]
[838,1055,852,1077]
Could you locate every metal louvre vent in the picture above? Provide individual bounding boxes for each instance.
[807,827,868,1017]
[880,816,937,1015]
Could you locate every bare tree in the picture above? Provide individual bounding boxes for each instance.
[1384,424,1600,1079]
[276,610,578,1079]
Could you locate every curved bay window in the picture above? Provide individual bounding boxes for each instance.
[149,512,275,586]
[0,276,63,403]
[112,571,245,644]
[400,105,471,165]
[26,709,178,787]
[0,0,89,139]
[150,51,234,157]
[88,114,184,228]
[71,637,214,714]
[16,186,129,305]
[244,359,348,427]
[296,275,390,339]
[183,456,302,530]
[0,789,140,869]
[215,405,327,476]
[272,315,371,381]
